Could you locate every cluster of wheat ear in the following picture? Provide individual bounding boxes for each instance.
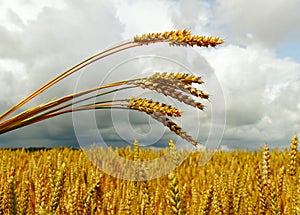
[0,135,298,214]
[0,29,223,147]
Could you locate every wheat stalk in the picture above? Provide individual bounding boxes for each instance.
[0,29,221,121]
[0,75,202,146]
[0,29,222,148]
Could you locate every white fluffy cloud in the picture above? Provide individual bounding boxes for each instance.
[168,0,212,33]
[202,45,300,148]
[213,0,300,47]
[113,0,174,38]
[0,0,66,31]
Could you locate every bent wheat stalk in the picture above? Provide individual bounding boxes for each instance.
[0,29,223,147]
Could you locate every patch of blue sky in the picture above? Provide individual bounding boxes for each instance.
[276,39,300,63]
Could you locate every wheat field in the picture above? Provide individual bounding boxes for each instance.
[0,29,298,214]
[0,136,298,215]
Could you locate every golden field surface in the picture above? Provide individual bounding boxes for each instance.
[0,136,299,215]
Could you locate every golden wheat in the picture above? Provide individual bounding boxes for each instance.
[167,141,183,215]
[288,135,298,176]
[133,29,223,47]
[0,136,299,214]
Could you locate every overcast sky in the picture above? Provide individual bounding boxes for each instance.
[0,0,299,150]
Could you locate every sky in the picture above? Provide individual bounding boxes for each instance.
[0,0,299,151]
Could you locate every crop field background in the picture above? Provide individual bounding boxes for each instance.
[0,0,299,214]
[0,136,298,215]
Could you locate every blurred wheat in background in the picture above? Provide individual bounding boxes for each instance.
[0,137,298,214]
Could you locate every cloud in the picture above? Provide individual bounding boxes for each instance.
[213,0,300,47]
[159,0,300,149]
[168,0,212,33]
[114,0,174,38]
[0,0,66,31]
[0,59,28,103]
[0,0,125,147]
[201,44,300,148]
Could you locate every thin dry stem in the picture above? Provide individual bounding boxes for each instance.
[0,29,214,147]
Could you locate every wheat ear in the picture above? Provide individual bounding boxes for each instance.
[288,135,298,177]
[134,29,223,47]
[167,141,183,215]
[199,185,214,215]
[0,29,221,122]
[50,163,66,214]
